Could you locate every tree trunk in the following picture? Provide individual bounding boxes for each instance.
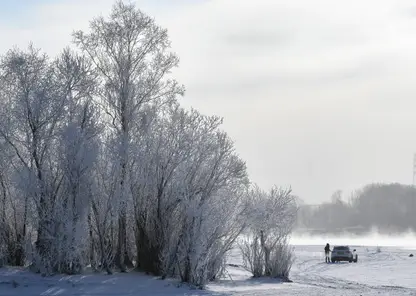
[135,225,161,275]
[14,233,24,266]
[18,194,29,266]
[116,212,127,272]
[0,175,7,266]
[0,175,6,225]
[260,230,270,276]
[115,124,132,271]
[88,210,96,270]
[35,193,53,274]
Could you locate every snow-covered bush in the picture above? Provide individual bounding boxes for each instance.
[172,187,247,287]
[127,106,246,285]
[130,106,249,287]
[268,239,295,280]
[240,186,297,279]
[239,234,266,277]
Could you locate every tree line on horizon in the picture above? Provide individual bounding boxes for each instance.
[296,183,416,235]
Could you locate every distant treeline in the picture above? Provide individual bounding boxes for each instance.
[296,183,416,234]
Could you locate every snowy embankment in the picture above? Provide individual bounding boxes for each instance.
[2,240,416,295]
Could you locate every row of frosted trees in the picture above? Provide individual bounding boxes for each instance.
[0,1,297,287]
[297,184,416,235]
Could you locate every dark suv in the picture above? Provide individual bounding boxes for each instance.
[331,246,358,263]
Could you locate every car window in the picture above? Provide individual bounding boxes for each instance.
[333,246,349,251]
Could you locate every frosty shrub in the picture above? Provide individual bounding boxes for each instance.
[239,235,265,277]
[268,240,295,280]
[240,185,297,279]
[131,106,249,287]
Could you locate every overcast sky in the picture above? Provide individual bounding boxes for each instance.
[2,0,416,203]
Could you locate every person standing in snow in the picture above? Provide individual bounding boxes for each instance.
[324,243,331,263]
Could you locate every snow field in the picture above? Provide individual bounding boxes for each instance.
[1,243,416,295]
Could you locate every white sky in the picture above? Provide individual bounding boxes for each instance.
[2,0,416,203]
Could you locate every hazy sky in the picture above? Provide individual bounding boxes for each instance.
[2,0,416,203]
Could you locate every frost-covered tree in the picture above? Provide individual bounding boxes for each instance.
[0,46,65,273]
[88,136,122,274]
[52,49,99,274]
[0,46,98,274]
[73,0,184,271]
[170,117,248,286]
[129,105,249,286]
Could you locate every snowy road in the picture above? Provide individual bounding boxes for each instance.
[210,245,416,295]
[293,245,416,290]
[1,245,416,295]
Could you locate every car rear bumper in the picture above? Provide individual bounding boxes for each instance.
[331,256,352,261]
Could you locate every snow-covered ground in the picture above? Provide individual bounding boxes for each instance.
[2,238,416,295]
